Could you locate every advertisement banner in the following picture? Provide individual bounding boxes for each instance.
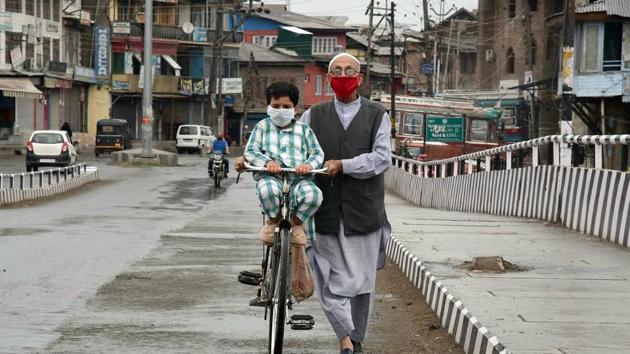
[0,12,11,32]
[94,26,110,83]
[217,78,242,94]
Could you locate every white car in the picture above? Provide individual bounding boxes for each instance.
[176,124,215,154]
[25,130,77,172]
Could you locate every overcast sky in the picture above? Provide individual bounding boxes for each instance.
[263,0,478,29]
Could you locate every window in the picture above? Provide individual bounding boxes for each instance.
[550,0,564,15]
[26,0,34,15]
[26,42,34,59]
[579,22,627,72]
[5,32,22,65]
[325,81,333,96]
[603,22,622,71]
[304,74,309,82]
[546,32,559,61]
[507,0,516,18]
[315,75,322,95]
[52,38,59,62]
[52,0,59,21]
[402,112,423,136]
[117,0,130,21]
[528,0,537,12]
[207,7,217,29]
[43,38,51,67]
[6,0,22,13]
[506,48,515,74]
[526,40,536,66]
[43,0,51,19]
[470,119,488,142]
[501,107,516,126]
[253,36,277,48]
[460,53,476,74]
[312,37,338,55]
[191,4,205,27]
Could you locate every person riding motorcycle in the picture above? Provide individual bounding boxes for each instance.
[208,133,230,177]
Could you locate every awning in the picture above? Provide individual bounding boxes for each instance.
[161,55,181,76]
[0,78,43,99]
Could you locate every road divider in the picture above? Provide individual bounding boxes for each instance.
[0,164,100,206]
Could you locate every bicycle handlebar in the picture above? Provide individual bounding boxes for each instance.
[242,162,328,174]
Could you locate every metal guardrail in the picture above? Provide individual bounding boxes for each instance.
[0,164,89,191]
[393,134,630,177]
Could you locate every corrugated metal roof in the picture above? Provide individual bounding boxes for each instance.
[238,43,311,64]
[255,8,353,31]
[0,78,42,99]
[576,0,630,17]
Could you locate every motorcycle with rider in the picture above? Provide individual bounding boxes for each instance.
[208,133,230,187]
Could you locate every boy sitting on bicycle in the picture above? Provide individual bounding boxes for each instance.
[244,82,325,247]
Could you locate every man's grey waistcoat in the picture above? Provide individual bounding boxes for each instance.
[309,98,387,236]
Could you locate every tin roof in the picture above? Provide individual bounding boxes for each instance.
[238,43,311,64]
[253,7,353,31]
[576,0,630,17]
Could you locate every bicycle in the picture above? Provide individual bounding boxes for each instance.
[236,162,327,354]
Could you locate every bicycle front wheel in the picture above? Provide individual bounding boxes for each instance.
[268,227,290,354]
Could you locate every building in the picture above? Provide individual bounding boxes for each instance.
[100,0,241,140]
[0,0,68,151]
[230,42,312,145]
[573,0,630,170]
[239,5,352,108]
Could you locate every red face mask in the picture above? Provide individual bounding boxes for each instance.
[330,76,360,99]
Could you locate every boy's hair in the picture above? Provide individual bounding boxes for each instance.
[266,81,299,107]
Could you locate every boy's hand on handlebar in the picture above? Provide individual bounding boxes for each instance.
[235,156,246,171]
[266,160,282,174]
[295,164,312,176]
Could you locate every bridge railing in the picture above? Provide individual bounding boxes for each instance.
[387,134,630,248]
[393,135,630,177]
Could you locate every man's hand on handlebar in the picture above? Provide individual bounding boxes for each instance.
[295,164,313,176]
[265,160,282,174]
[324,160,343,177]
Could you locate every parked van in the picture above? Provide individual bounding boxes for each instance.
[176,125,215,154]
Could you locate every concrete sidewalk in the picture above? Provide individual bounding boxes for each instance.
[385,191,630,354]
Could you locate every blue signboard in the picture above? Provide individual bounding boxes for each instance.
[193,27,207,42]
[94,26,110,83]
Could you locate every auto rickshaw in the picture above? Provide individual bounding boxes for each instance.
[94,118,131,156]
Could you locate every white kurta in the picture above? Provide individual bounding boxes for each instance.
[301,97,392,342]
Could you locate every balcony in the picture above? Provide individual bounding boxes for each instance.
[127,22,242,43]
[110,74,181,94]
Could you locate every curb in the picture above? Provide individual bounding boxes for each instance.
[386,236,509,354]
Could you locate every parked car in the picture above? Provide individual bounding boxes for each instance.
[26,130,77,172]
[94,118,131,157]
[176,124,215,154]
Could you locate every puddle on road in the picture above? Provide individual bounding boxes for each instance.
[158,177,233,206]
[0,228,50,237]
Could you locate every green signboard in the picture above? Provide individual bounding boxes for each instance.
[425,115,465,142]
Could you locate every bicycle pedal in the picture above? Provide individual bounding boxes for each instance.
[249,296,267,307]
[289,314,315,330]
[238,271,262,286]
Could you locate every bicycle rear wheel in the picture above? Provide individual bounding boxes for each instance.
[268,227,290,354]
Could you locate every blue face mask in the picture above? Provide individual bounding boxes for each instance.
[267,106,295,127]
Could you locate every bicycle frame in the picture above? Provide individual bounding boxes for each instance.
[237,162,327,353]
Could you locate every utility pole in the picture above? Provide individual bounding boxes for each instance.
[524,0,535,138]
[242,51,257,144]
[141,0,154,156]
[365,0,374,97]
[422,0,432,96]
[210,0,225,135]
[389,1,396,131]
[455,21,461,90]
[430,0,456,96]
[443,19,454,92]
[558,0,574,166]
